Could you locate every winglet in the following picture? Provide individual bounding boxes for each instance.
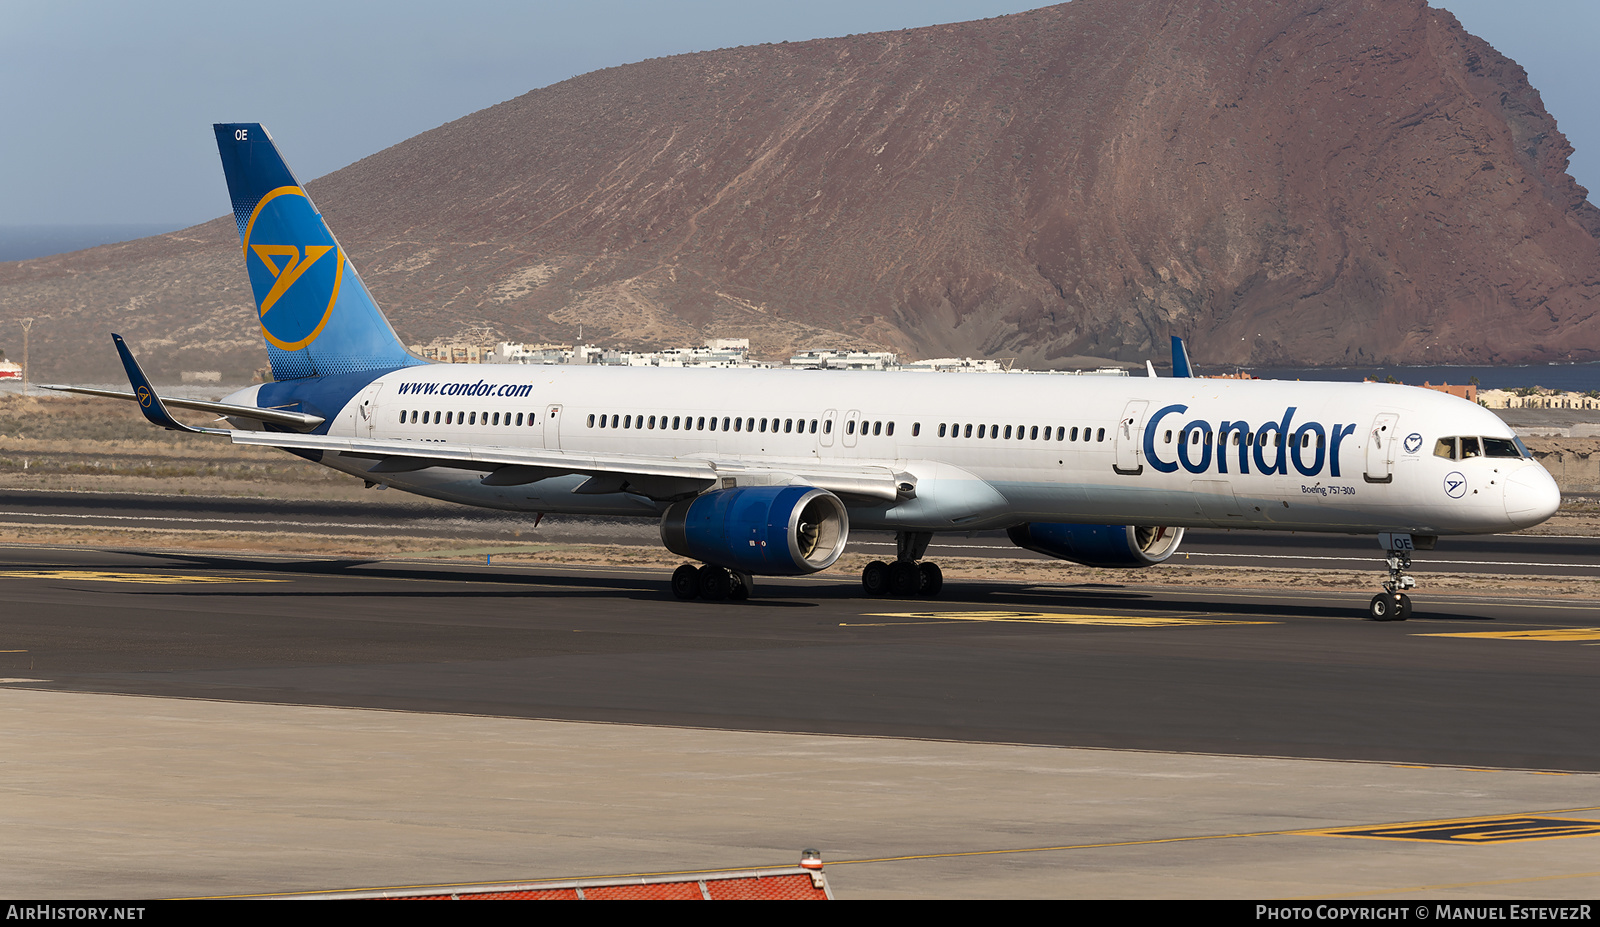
[1171,336,1193,378]
[111,334,203,433]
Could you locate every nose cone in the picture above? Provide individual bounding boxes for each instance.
[1505,465,1561,529]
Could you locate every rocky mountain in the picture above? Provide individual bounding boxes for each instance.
[4,0,1599,382]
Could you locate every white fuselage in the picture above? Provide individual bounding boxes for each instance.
[226,365,1560,537]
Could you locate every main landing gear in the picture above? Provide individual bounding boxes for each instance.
[861,531,945,598]
[1367,534,1420,622]
[671,563,750,602]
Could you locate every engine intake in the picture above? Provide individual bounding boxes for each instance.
[1006,523,1184,568]
[661,485,849,575]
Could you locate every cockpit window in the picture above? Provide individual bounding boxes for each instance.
[1482,437,1523,458]
[1435,436,1530,460]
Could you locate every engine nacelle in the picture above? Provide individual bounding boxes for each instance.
[661,485,849,575]
[1006,523,1184,568]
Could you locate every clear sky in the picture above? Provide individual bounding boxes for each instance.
[2,1,1593,230]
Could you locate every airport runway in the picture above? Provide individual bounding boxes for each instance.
[3,537,1598,898]
[2,544,1596,769]
[1,487,1596,577]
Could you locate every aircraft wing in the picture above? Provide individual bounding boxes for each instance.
[45,385,326,430]
[88,331,906,504]
[225,430,907,504]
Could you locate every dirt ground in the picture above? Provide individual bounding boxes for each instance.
[0,393,1594,600]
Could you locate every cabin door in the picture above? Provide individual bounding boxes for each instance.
[543,404,564,450]
[842,409,860,448]
[1114,400,1149,475]
[1364,412,1400,483]
[352,381,384,438]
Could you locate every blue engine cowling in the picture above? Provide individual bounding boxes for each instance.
[1006,523,1185,568]
[660,485,850,575]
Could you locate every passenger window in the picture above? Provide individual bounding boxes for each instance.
[1097,428,1105,442]
[823,420,831,434]
[887,422,895,436]
[1030,426,1038,440]
[964,424,973,438]
[873,421,882,436]
[587,414,594,427]
[913,423,920,437]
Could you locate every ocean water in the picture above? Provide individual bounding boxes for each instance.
[0,224,189,262]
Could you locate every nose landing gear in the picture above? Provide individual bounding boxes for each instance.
[1368,533,1426,621]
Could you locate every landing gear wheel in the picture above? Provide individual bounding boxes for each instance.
[1368,593,1406,622]
[888,560,922,597]
[918,561,944,597]
[729,574,749,601]
[862,560,890,595]
[698,564,732,601]
[671,564,700,600]
[1371,541,1419,621]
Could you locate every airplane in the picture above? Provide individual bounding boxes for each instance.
[55,123,1562,621]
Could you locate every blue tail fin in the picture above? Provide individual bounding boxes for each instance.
[214,123,422,381]
[1170,336,1193,378]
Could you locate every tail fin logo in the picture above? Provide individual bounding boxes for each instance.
[242,186,344,351]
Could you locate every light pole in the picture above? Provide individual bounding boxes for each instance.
[20,317,32,397]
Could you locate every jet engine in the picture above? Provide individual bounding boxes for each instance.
[1006,523,1184,568]
[661,485,849,575]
